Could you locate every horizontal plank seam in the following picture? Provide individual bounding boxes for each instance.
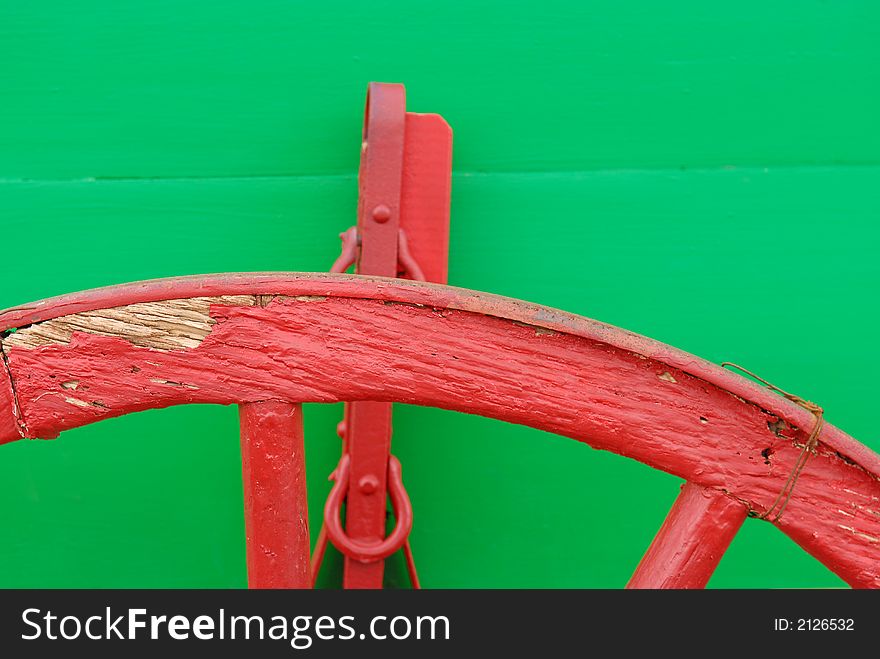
[1,163,879,185]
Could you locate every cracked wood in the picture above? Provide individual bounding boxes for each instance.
[4,296,255,351]
[0,274,878,587]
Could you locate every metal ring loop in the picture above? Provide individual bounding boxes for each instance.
[322,453,413,563]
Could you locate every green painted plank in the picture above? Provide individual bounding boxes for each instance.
[1,0,878,178]
[0,175,357,305]
[0,164,874,587]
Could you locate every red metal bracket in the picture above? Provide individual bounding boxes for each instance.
[329,227,425,281]
[323,453,413,562]
[315,82,452,588]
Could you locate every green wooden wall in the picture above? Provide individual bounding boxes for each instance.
[1,1,877,587]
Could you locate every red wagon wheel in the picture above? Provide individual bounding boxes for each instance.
[1,273,878,588]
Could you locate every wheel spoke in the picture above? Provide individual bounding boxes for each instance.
[239,401,310,588]
[627,482,747,589]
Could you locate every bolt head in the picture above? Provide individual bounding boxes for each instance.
[358,474,380,494]
[371,204,392,223]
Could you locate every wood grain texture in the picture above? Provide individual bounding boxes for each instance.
[627,482,748,589]
[1,273,877,475]
[239,401,310,588]
[1,274,878,587]
[4,296,255,351]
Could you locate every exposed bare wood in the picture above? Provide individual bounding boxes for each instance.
[3,296,255,352]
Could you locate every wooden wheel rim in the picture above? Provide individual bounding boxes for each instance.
[1,273,878,587]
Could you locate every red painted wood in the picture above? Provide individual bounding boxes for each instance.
[627,482,748,589]
[0,272,876,480]
[239,401,310,588]
[0,356,21,443]
[400,113,453,285]
[1,274,879,587]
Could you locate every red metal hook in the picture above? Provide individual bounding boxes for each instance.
[323,453,414,563]
[396,229,426,282]
[329,226,360,274]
